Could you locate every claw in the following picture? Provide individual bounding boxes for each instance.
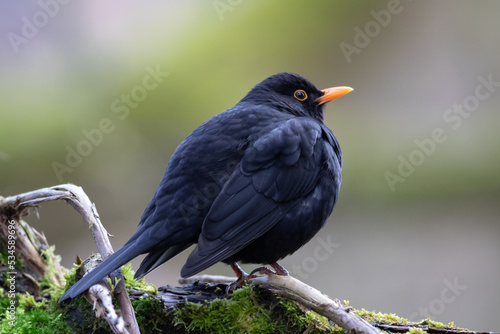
[270,262,289,276]
[248,266,275,277]
[226,262,290,294]
[226,263,249,294]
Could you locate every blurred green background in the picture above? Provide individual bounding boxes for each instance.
[1,0,499,330]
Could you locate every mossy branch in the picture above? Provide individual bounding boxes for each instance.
[1,185,497,334]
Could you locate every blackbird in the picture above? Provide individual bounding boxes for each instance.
[60,72,352,301]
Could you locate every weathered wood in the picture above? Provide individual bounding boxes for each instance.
[0,184,140,334]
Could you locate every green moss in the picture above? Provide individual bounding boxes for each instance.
[0,259,111,334]
[0,289,10,310]
[49,261,81,302]
[63,296,111,333]
[39,246,62,284]
[408,328,427,334]
[127,284,343,333]
[354,308,409,325]
[412,318,467,331]
[352,309,470,334]
[132,296,166,333]
[172,285,276,333]
[278,298,339,333]
[0,306,72,334]
[426,319,459,328]
[164,284,342,334]
[0,290,73,334]
[0,238,24,272]
[0,239,77,334]
[18,293,47,310]
[121,264,157,294]
[58,265,112,333]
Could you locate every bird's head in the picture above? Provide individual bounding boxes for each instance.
[240,72,352,122]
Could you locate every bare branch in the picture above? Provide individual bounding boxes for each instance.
[0,184,140,334]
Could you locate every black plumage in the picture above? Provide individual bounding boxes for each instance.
[60,72,351,301]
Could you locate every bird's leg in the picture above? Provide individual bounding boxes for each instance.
[227,262,290,293]
[230,262,248,280]
[226,262,249,293]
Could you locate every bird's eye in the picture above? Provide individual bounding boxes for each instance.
[293,89,308,101]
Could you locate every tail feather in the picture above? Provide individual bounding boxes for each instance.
[59,243,140,301]
[134,243,192,279]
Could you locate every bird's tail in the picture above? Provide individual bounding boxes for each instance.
[59,242,140,301]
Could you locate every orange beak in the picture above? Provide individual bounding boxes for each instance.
[315,86,353,105]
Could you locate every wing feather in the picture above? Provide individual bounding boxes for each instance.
[181,118,325,277]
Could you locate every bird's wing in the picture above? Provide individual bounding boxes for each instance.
[181,117,325,277]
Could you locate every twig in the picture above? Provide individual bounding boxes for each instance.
[0,184,140,334]
[79,254,129,334]
[89,284,128,333]
[178,274,236,285]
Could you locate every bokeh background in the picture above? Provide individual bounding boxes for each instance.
[1,0,499,330]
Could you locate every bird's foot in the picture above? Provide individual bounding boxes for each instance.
[225,274,248,294]
[226,262,250,294]
[248,266,275,277]
[226,262,289,294]
[248,262,289,278]
[270,262,289,276]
